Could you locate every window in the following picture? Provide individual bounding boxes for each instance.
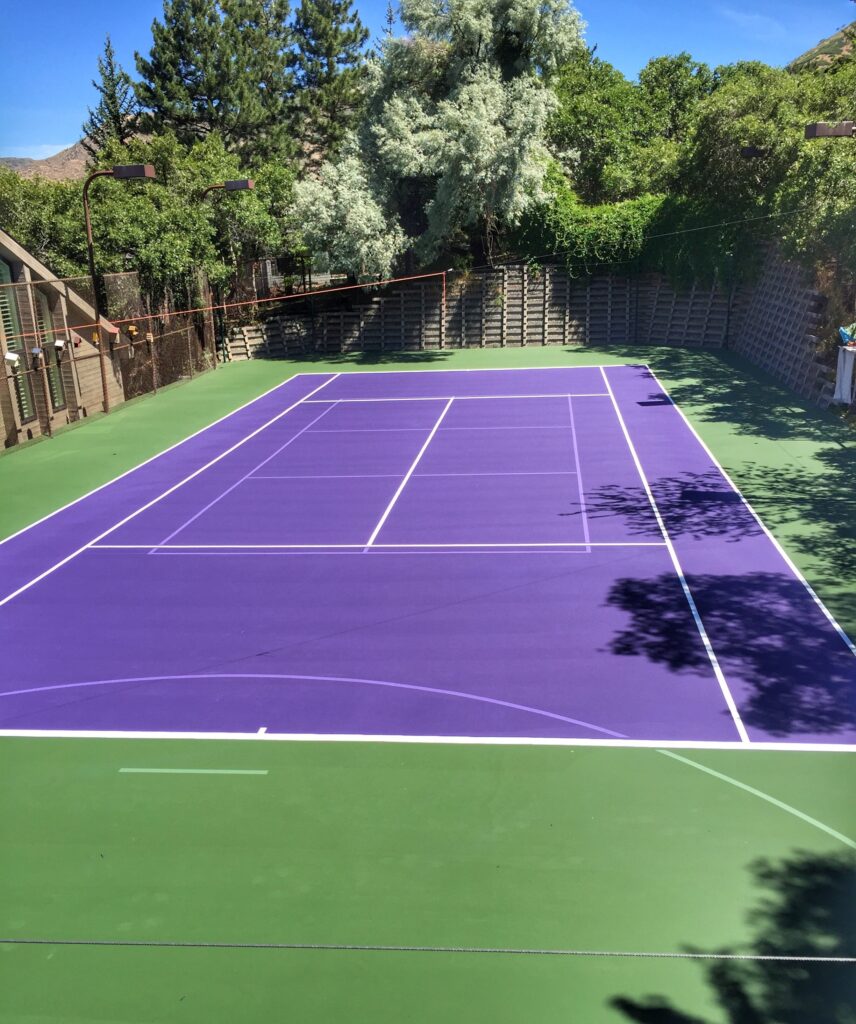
[35,288,66,411]
[0,259,36,422]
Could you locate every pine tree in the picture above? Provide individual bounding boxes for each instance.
[135,0,293,163]
[82,37,140,159]
[289,0,369,164]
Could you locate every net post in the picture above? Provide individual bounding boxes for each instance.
[440,272,447,349]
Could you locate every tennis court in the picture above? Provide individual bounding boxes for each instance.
[1,357,854,1022]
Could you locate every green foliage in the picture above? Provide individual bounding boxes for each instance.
[521,52,856,293]
[678,63,813,211]
[0,134,296,297]
[548,48,654,204]
[638,53,715,141]
[0,170,86,278]
[135,0,293,164]
[82,36,140,159]
[293,151,406,278]
[289,0,369,163]
[293,0,584,275]
[513,167,663,274]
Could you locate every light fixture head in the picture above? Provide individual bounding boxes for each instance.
[805,121,855,139]
[111,164,157,180]
[54,338,66,349]
[4,351,20,365]
[224,179,255,191]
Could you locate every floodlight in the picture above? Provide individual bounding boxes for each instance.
[111,164,157,180]
[4,351,20,365]
[805,122,855,139]
[54,338,66,349]
[224,179,255,191]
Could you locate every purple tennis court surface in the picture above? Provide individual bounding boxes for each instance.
[2,364,854,747]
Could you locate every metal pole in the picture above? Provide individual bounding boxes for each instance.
[83,169,114,414]
[32,350,53,438]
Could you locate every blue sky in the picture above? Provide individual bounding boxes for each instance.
[1,0,853,157]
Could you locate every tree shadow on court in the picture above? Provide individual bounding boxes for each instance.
[605,572,856,735]
[620,348,849,447]
[578,349,856,640]
[610,849,856,1024]
[574,470,764,544]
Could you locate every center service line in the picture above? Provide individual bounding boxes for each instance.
[119,768,268,775]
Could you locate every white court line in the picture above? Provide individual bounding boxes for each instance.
[415,470,578,478]
[0,370,314,549]
[567,396,590,553]
[304,392,609,404]
[2,728,853,751]
[307,427,428,433]
[251,471,579,480]
[658,750,856,849]
[600,367,750,744]
[364,398,454,549]
[250,474,401,480]
[91,541,668,550]
[0,375,340,608]
[645,365,856,659]
[0,367,617,550]
[440,425,577,431]
[119,767,268,775]
[305,363,626,376]
[154,402,339,547]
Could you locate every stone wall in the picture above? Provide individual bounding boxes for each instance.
[228,252,837,408]
[731,249,834,406]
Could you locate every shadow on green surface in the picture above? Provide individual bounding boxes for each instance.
[612,850,856,1024]
[261,349,455,366]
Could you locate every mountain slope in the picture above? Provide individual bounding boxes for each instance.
[789,21,855,71]
[0,141,89,181]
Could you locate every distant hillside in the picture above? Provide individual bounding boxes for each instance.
[789,21,855,71]
[0,141,89,181]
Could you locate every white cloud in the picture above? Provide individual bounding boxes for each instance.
[716,6,789,42]
[0,143,75,160]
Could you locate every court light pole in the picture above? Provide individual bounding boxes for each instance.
[83,164,157,414]
[200,180,255,363]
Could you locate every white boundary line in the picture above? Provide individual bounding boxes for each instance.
[304,393,609,404]
[0,375,340,608]
[645,365,856,659]
[0,364,620,550]
[0,729,852,751]
[154,403,338,546]
[566,396,590,553]
[0,370,315,549]
[365,398,453,548]
[600,367,750,744]
[91,541,668,550]
[298,363,625,376]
